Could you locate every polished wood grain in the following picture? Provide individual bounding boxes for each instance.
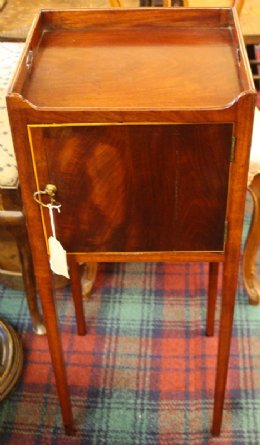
[6,7,256,438]
[21,26,240,109]
[29,123,232,253]
[40,7,233,31]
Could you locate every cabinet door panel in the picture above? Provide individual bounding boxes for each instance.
[29,123,232,253]
[175,124,232,251]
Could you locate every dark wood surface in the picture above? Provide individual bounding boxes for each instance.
[12,8,250,110]
[6,7,256,437]
[29,123,232,253]
[21,27,241,109]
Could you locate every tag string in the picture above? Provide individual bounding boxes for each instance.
[48,205,56,238]
[47,203,61,239]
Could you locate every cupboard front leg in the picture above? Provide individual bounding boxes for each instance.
[38,277,74,434]
[211,258,237,436]
[206,262,219,337]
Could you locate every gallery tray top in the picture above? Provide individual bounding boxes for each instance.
[10,8,254,111]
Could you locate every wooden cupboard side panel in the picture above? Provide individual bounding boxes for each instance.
[29,123,232,253]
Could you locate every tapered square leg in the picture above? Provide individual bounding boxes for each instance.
[37,277,74,433]
[211,259,238,436]
[206,262,219,337]
[69,258,86,336]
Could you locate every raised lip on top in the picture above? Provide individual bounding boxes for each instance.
[7,7,256,112]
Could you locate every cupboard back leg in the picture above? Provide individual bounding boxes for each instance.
[206,262,219,337]
[69,258,86,336]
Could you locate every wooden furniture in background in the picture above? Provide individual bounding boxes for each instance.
[0,42,46,335]
[0,195,97,331]
[233,0,245,14]
[139,0,188,5]
[0,204,46,335]
[0,0,7,12]
[188,0,259,89]
[239,0,260,90]
[186,0,244,9]
[6,8,255,436]
[109,0,124,6]
[243,107,260,304]
[0,318,23,401]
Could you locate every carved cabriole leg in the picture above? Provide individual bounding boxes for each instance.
[243,173,260,305]
[68,258,86,336]
[206,262,219,337]
[0,210,45,335]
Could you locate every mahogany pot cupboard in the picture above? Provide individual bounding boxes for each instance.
[6,8,255,436]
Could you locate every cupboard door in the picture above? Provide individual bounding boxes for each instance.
[29,123,232,253]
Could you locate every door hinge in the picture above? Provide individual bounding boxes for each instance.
[224,219,228,247]
[230,136,236,162]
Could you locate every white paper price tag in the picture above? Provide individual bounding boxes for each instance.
[47,204,70,279]
[48,236,70,278]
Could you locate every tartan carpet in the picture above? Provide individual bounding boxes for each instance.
[0,197,260,444]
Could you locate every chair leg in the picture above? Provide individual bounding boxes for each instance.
[81,262,98,298]
[16,226,46,335]
[68,258,86,336]
[246,45,260,90]
[109,0,124,6]
[0,210,45,335]
[206,262,219,337]
[243,174,260,305]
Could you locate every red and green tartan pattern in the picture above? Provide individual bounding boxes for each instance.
[0,194,260,445]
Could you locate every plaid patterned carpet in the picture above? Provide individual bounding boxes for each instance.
[0,195,260,444]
